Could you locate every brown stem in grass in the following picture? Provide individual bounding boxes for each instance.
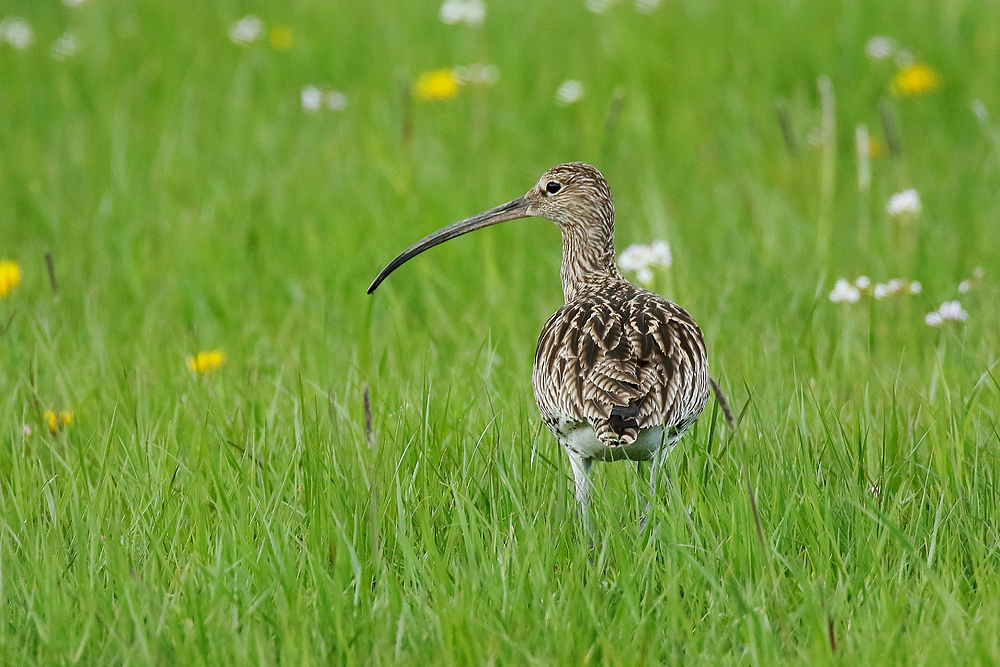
[709,376,736,432]
[879,101,901,157]
[775,103,798,156]
[45,251,58,299]
[363,385,375,449]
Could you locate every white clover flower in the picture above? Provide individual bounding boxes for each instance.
[874,278,919,299]
[649,240,671,267]
[325,90,347,110]
[302,87,347,112]
[0,17,34,50]
[300,86,322,112]
[971,99,989,123]
[865,36,895,60]
[886,189,921,216]
[462,0,486,26]
[50,32,78,60]
[555,80,585,106]
[439,0,486,27]
[618,240,671,287]
[829,279,861,304]
[972,267,985,280]
[855,276,871,290]
[872,278,923,300]
[229,15,264,45]
[925,300,968,326]
[635,0,662,13]
[873,283,892,299]
[453,63,499,85]
[586,0,618,13]
[22,424,32,438]
[958,280,971,294]
[938,301,968,321]
[439,0,465,23]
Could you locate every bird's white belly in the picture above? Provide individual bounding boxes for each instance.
[560,423,666,462]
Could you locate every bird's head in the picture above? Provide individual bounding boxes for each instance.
[368,162,614,294]
[521,162,614,230]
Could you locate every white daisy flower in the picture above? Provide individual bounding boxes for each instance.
[855,276,871,290]
[0,17,34,50]
[229,15,264,46]
[972,267,985,280]
[958,280,971,294]
[555,80,585,106]
[829,279,861,304]
[886,189,921,216]
[635,0,662,13]
[910,281,922,294]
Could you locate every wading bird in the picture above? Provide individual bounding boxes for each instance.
[369,163,727,528]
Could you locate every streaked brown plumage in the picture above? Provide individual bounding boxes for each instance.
[369,162,718,527]
[532,279,709,449]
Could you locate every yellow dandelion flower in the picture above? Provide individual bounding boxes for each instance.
[0,260,22,299]
[269,26,293,50]
[186,349,226,374]
[868,137,886,158]
[44,409,74,435]
[891,63,941,97]
[414,69,460,101]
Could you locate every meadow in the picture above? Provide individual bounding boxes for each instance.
[2,0,1000,663]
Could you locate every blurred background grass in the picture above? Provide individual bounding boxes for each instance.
[1,0,999,663]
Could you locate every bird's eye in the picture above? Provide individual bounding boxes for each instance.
[545,181,562,194]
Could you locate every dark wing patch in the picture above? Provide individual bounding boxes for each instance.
[533,280,710,447]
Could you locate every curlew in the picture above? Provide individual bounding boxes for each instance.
[369,163,729,528]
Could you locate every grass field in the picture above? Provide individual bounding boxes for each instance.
[3,0,1000,663]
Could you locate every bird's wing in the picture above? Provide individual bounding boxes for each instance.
[532,283,710,446]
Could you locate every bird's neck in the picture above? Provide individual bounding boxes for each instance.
[559,220,621,303]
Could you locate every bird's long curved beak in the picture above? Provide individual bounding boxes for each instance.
[367,197,529,294]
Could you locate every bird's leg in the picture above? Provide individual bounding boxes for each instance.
[567,452,593,536]
[640,434,667,530]
[636,461,649,518]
